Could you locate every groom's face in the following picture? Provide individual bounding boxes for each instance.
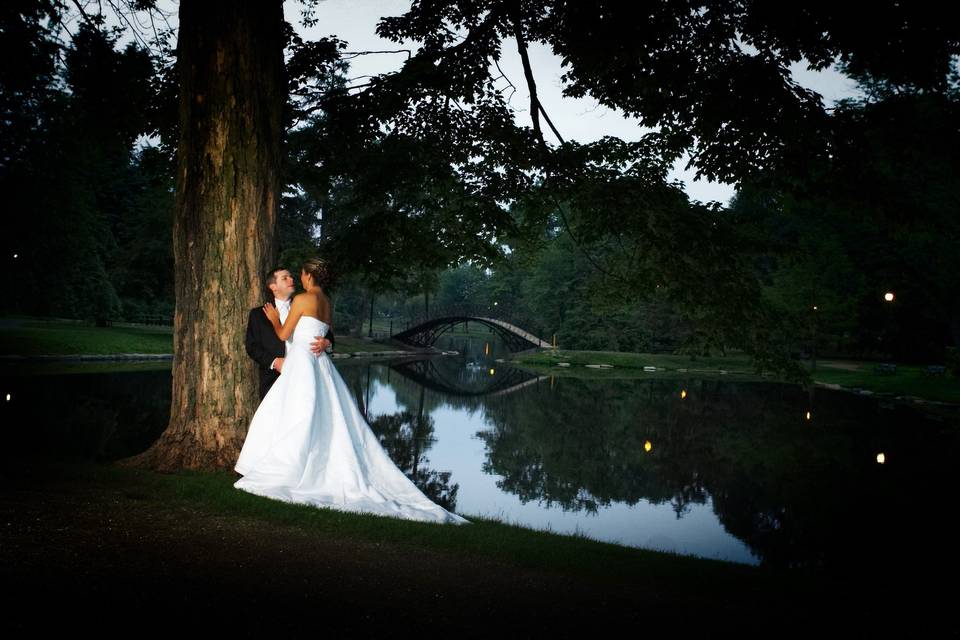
[270,270,295,300]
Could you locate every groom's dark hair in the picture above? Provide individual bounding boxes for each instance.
[264,266,288,297]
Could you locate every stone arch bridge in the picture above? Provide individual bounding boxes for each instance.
[390,304,551,352]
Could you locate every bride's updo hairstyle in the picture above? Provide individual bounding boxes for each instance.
[301,257,335,288]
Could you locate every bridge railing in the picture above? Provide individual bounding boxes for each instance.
[354,304,553,343]
[400,303,552,343]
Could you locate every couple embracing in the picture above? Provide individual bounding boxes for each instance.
[234,257,469,525]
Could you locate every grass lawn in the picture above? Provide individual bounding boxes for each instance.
[105,460,747,582]
[3,453,942,633]
[334,335,414,353]
[2,453,901,633]
[813,360,960,403]
[0,317,410,357]
[0,318,173,355]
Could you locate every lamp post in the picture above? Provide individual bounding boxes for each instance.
[882,291,895,359]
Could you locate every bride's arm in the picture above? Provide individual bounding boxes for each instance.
[321,294,334,339]
[263,298,302,342]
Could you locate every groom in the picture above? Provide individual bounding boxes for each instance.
[245,266,334,400]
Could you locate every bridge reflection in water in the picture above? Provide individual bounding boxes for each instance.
[387,356,547,398]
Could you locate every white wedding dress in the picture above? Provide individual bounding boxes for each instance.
[234,315,470,525]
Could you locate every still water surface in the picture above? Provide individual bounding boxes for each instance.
[4,332,957,571]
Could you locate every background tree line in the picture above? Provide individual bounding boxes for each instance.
[2,9,173,324]
[3,1,958,368]
[356,73,960,366]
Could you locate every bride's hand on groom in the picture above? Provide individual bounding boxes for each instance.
[262,302,280,323]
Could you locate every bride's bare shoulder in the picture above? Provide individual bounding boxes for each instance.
[292,292,320,306]
[317,291,332,318]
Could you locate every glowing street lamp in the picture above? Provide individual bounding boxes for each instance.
[644,440,652,453]
[880,292,896,354]
[876,453,886,464]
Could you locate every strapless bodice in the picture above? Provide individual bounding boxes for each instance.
[291,316,329,348]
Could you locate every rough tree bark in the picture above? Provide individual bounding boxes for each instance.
[118,0,285,471]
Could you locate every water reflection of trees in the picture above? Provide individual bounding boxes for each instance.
[339,356,960,572]
[340,362,463,512]
[367,387,460,513]
[2,369,171,463]
[479,377,704,515]
[340,357,494,417]
[476,374,959,571]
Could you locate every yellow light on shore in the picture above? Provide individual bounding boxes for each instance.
[805,411,812,421]
[5,393,10,402]
[644,440,652,453]
[680,389,687,399]
[884,292,895,302]
[488,368,495,376]
[877,453,886,464]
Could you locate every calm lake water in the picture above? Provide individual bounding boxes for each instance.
[3,332,958,571]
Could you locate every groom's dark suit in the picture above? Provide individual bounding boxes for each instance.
[245,301,335,401]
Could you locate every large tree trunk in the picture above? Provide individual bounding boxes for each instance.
[118,0,285,471]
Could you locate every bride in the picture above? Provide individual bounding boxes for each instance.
[234,257,470,525]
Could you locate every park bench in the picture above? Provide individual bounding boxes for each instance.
[876,363,897,375]
[923,365,946,377]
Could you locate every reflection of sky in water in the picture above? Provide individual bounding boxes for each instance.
[364,376,759,566]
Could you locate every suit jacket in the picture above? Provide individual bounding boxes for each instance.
[245,303,335,401]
